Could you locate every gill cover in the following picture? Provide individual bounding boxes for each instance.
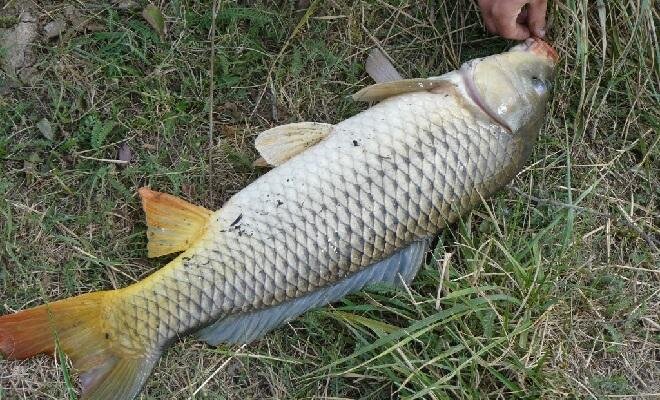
[462,38,558,134]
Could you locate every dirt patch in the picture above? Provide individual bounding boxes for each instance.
[0,11,38,79]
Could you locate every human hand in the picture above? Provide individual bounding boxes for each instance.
[477,0,547,40]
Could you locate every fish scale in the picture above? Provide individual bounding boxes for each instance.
[107,90,521,352]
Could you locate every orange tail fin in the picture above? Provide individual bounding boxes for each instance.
[0,292,159,400]
[0,292,107,360]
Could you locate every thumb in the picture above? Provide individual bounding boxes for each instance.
[528,0,548,37]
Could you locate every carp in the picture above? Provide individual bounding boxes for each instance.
[0,38,557,399]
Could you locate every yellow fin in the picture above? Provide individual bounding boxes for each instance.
[254,122,333,166]
[352,78,453,102]
[138,187,212,257]
[0,291,160,400]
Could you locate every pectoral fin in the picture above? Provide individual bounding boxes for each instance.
[254,122,333,166]
[352,78,453,102]
[138,187,212,257]
[365,48,404,83]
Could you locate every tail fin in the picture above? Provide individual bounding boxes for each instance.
[0,292,159,400]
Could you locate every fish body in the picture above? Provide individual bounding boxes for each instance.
[114,85,522,350]
[0,39,557,399]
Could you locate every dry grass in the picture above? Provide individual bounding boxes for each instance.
[0,0,658,399]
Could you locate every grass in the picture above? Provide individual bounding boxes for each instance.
[0,0,658,399]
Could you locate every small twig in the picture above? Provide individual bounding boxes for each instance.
[622,355,648,388]
[398,273,424,316]
[207,0,219,203]
[77,155,128,164]
[567,375,598,400]
[435,252,452,310]
[611,265,660,274]
[70,246,138,286]
[360,24,397,66]
[269,80,278,121]
[373,0,424,24]
[74,134,136,155]
[190,344,247,398]
[614,203,659,253]
[641,317,660,331]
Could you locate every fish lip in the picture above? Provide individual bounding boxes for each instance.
[512,38,559,64]
[459,65,513,133]
[524,38,559,63]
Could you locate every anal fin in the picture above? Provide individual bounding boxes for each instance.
[138,187,212,258]
[254,122,333,166]
[196,239,430,345]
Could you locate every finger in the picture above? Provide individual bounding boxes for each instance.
[495,19,530,40]
[477,2,496,33]
[491,3,531,40]
[528,0,548,37]
[484,17,497,34]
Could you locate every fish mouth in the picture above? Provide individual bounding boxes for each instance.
[522,38,559,63]
[460,38,559,132]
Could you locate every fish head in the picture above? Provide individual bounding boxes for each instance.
[460,38,558,137]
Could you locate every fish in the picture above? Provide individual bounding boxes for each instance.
[0,38,558,400]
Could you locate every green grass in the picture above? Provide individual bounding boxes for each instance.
[1,0,658,399]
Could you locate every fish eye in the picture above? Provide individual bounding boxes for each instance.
[531,77,548,95]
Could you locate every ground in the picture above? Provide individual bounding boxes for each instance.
[0,0,657,399]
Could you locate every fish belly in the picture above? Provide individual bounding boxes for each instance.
[109,91,523,351]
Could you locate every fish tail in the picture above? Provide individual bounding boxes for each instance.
[0,292,158,400]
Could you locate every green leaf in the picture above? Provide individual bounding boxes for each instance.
[91,120,115,149]
[332,310,399,334]
[142,4,166,39]
[36,118,54,140]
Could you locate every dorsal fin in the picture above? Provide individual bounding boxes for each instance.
[352,78,453,102]
[254,122,333,166]
[138,187,212,257]
[365,48,404,83]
